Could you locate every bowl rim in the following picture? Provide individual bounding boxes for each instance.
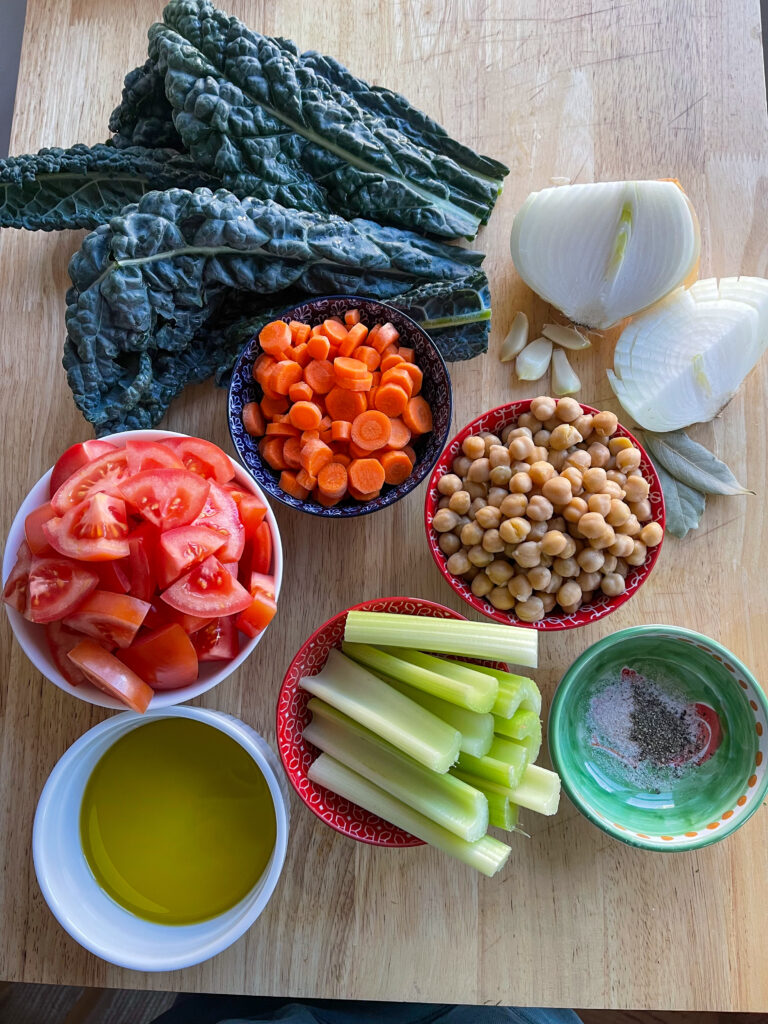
[227,293,453,518]
[548,623,768,852]
[424,399,665,631]
[32,705,290,971]
[2,428,283,711]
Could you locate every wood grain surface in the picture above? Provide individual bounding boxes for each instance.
[1,0,767,1011]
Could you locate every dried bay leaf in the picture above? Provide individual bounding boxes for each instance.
[639,430,752,497]
[654,464,706,538]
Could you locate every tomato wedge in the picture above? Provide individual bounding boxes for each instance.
[50,440,118,497]
[235,590,277,638]
[43,492,131,562]
[192,482,244,562]
[125,523,158,603]
[157,524,225,589]
[97,560,131,593]
[63,590,150,648]
[161,556,252,617]
[142,600,212,635]
[120,469,210,531]
[165,438,235,483]
[24,502,56,556]
[119,624,198,690]
[2,540,32,613]
[26,556,99,624]
[125,439,184,474]
[223,483,267,537]
[250,521,273,575]
[51,448,130,514]
[67,639,153,712]
[193,616,240,661]
[46,620,90,686]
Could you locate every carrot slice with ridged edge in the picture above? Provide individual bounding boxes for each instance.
[374,383,409,417]
[242,402,266,437]
[380,450,413,485]
[317,461,348,501]
[350,411,392,452]
[304,359,336,394]
[259,320,292,357]
[402,396,433,436]
[289,401,323,431]
[325,386,367,422]
[348,458,385,495]
[385,417,411,450]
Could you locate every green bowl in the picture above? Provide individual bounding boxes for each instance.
[549,625,767,851]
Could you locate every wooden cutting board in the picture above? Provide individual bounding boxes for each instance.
[1,0,767,1011]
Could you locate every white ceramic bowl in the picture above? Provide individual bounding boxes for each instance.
[33,705,290,971]
[2,430,283,711]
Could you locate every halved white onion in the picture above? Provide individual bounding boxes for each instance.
[551,349,581,395]
[510,180,700,329]
[500,312,529,362]
[516,338,552,381]
[608,276,768,432]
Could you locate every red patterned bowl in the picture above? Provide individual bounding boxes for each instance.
[424,401,665,632]
[276,596,504,847]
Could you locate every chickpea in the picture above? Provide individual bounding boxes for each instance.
[577,570,601,592]
[528,519,549,541]
[608,533,634,558]
[452,454,471,477]
[623,475,650,504]
[602,553,618,573]
[545,571,563,594]
[590,525,617,550]
[561,536,577,560]
[558,579,582,606]
[469,497,487,519]
[563,497,588,523]
[616,514,642,536]
[555,396,582,423]
[437,496,451,509]
[509,471,533,494]
[565,449,591,471]
[513,541,542,568]
[550,423,583,450]
[447,490,469,515]
[587,492,611,517]
[487,487,508,508]
[490,465,513,487]
[587,442,610,468]
[577,547,605,572]
[516,596,545,622]
[547,449,568,471]
[464,480,487,501]
[553,556,579,578]
[483,434,502,453]
[616,447,641,472]
[517,412,537,430]
[460,521,484,547]
[533,429,551,447]
[540,592,557,613]
[578,512,607,539]
[489,586,515,610]
[543,416,560,431]
[482,529,505,553]
[471,571,494,598]
[508,575,534,601]
[432,508,459,532]
[508,427,534,443]
[592,410,618,437]
[467,458,491,483]
[549,515,567,532]
[540,552,553,568]
[541,530,568,556]
[462,435,484,459]
[601,573,626,597]
[468,544,494,567]
[560,599,583,615]
[438,473,463,497]
[529,460,556,485]
[508,435,535,461]
[626,540,648,566]
[530,396,557,421]
[606,499,631,527]
[527,565,552,590]
[542,475,572,506]
[614,558,629,578]
[452,515,470,535]
[640,521,663,547]
[580,590,594,604]
[499,517,530,544]
[561,466,583,494]
[474,505,501,530]
[609,436,632,455]
[512,460,532,473]
[524,445,548,464]
[603,481,626,499]
[500,493,528,518]
[582,467,608,493]
[486,559,515,586]
[446,550,471,575]
[605,469,627,487]
[630,498,652,522]
[527,494,554,522]
[573,414,594,440]
[438,532,461,556]
[501,424,515,443]
[488,445,511,469]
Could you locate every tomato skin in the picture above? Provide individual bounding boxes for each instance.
[63,590,150,648]
[51,448,130,514]
[223,484,267,537]
[46,620,90,686]
[43,493,131,562]
[193,616,240,661]
[50,440,118,497]
[161,555,252,617]
[142,600,212,635]
[125,440,184,474]
[192,482,245,562]
[235,591,277,638]
[250,521,273,575]
[25,503,56,556]
[3,540,32,614]
[118,624,198,690]
[97,560,131,593]
[120,468,210,531]
[157,524,225,589]
[125,523,158,604]
[67,639,153,712]
[165,438,235,483]
[26,556,99,624]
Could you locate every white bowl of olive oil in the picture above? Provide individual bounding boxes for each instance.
[33,706,289,970]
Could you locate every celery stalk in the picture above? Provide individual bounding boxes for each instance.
[382,676,494,757]
[342,642,497,713]
[508,764,561,815]
[450,770,520,832]
[494,709,542,762]
[517,729,542,764]
[457,663,542,717]
[457,736,528,788]
[304,699,488,841]
[308,754,511,877]
[343,611,538,668]
[300,649,460,773]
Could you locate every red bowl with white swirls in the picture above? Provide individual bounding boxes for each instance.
[276,596,506,847]
[424,401,665,632]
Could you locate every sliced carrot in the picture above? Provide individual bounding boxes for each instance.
[261,437,287,471]
[371,371,381,388]
[333,356,368,381]
[339,322,369,356]
[332,451,352,467]
[331,419,352,442]
[348,458,385,494]
[272,360,304,395]
[327,343,341,360]
[253,353,276,382]
[317,461,348,500]
[304,359,336,395]
[300,439,334,476]
[381,366,414,396]
[260,394,289,418]
[344,309,361,326]
[320,428,333,443]
[371,322,399,353]
[289,320,311,345]
[291,343,312,367]
[265,421,300,437]
[367,324,381,348]
[403,444,417,466]
[367,387,379,410]
[337,373,373,392]
[347,322,369,345]
[354,345,380,371]
[323,319,349,345]
[301,430,320,444]
[260,365,283,400]
[401,362,423,394]
[325,386,367,422]
[385,417,411,450]
[380,450,413,485]
[316,490,342,507]
[280,470,310,500]
[242,402,266,437]
[402,395,433,436]
[374,383,409,418]
[289,401,323,431]
[296,468,318,491]
[289,380,313,403]
[318,414,332,431]
[398,347,414,363]
[259,320,292,357]
[351,410,392,451]
[380,343,399,360]
[307,333,331,360]
[272,412,292,423]
[283,435,302,469]
[348,485,381,501]
[380,352,405,373]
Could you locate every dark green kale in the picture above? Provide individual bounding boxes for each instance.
[109,61,184,151]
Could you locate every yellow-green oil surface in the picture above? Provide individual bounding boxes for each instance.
[80,718,276,925]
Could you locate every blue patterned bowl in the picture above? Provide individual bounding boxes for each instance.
[228,296,453,518]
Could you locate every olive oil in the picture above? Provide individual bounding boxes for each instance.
[80,717,276,925]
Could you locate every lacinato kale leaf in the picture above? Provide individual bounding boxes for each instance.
[0,143,219,230]
[64,187,487,432]
[109,61,184,151]
[387,272,492,361]
[140,0,507,238]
